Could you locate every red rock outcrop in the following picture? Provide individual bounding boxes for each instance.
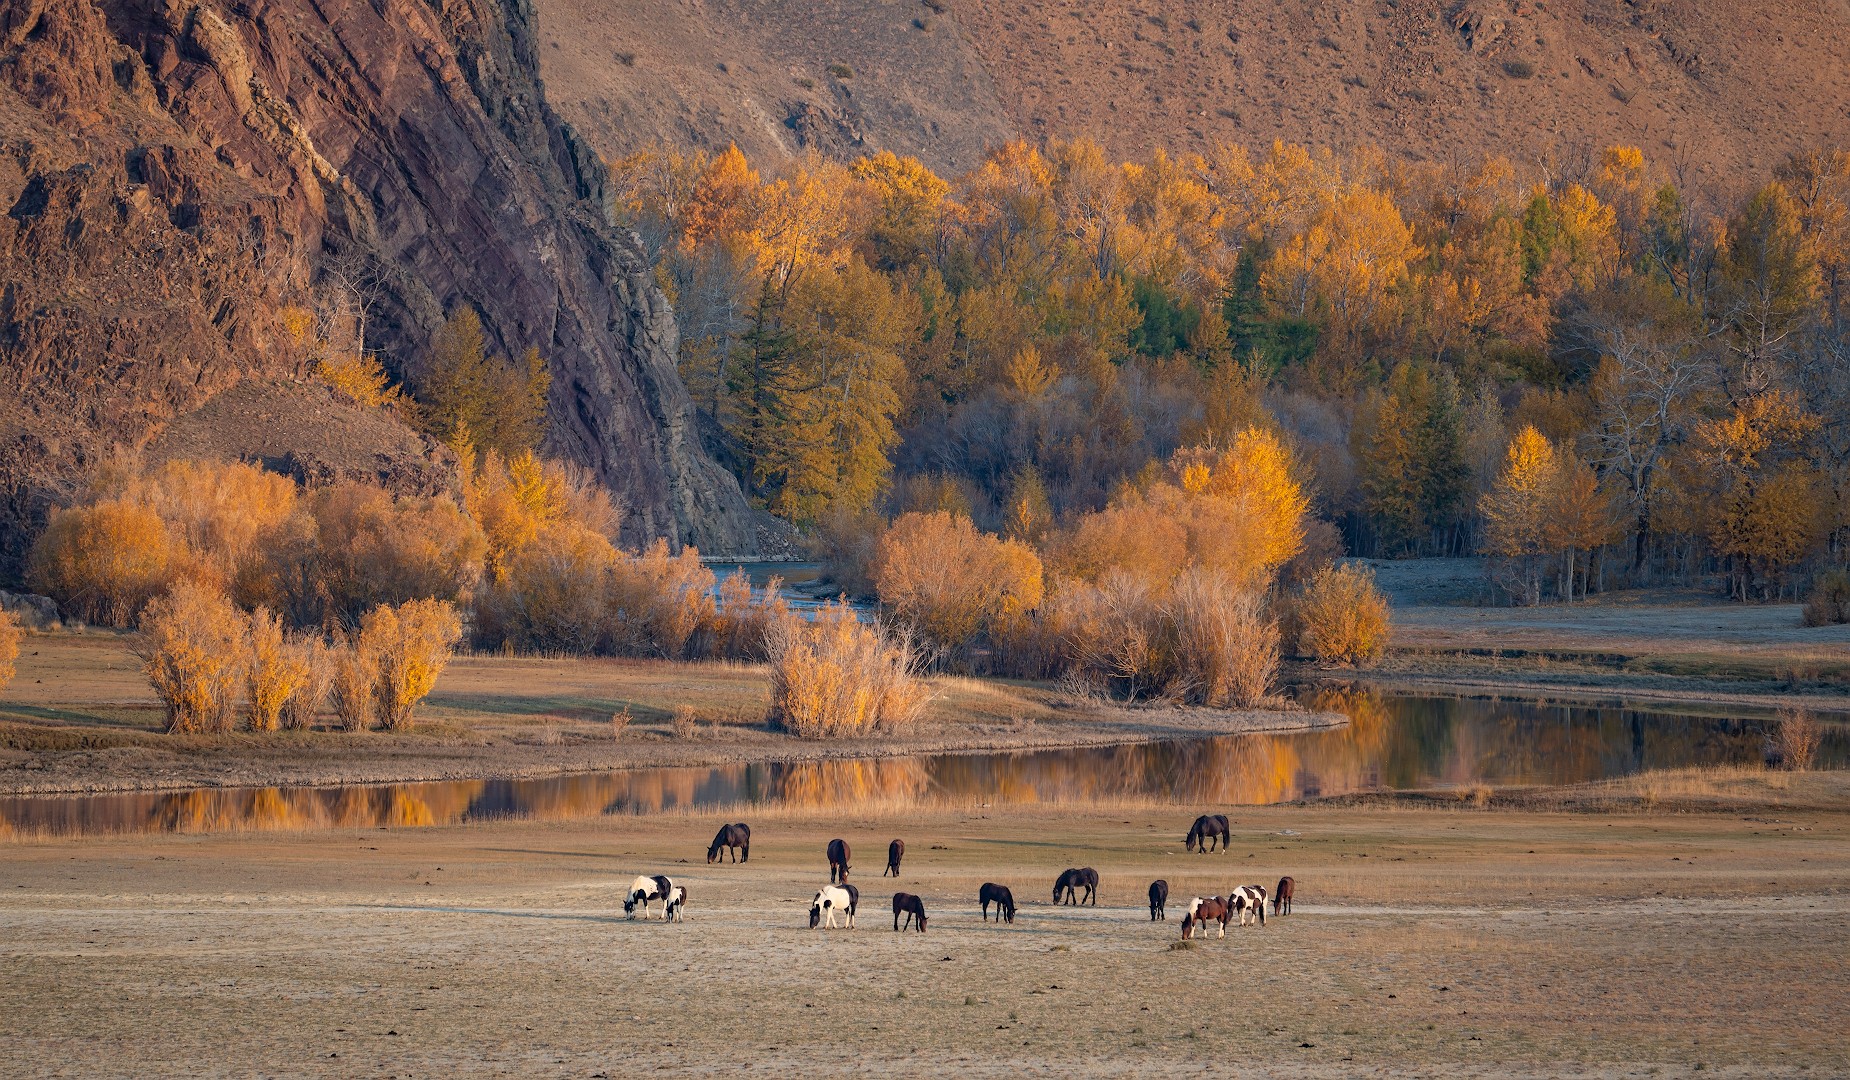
[0,0,758,577]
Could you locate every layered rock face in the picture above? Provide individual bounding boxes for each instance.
[0,0,758,578]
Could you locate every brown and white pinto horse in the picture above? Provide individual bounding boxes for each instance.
[1185,813,1231,853]
[1227,884,1268,926]
[827,838,852,884]
[1181,896,1231,939]
[1273,876,1295,916]
[892,892,927,932]
[884,839,905,877]
[1053,867,1098,905]
[707,823,750,864]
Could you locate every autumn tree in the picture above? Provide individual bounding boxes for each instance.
[419,308,551,458]
[1696,391,1824,599]
[1356,360,1471,555]
[1479,426,1560,605]
[1710,183,1820,397]
[872,511,1044,661]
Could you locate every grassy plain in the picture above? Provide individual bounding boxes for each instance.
[2,785,1847,1076]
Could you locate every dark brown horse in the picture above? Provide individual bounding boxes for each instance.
[1053,867,1098,906]
[827,838,851,884]
[979,882,1015,923]
[884,838,904,877]
[1148,879,1169,921]
[1181,896,1231,939]
[706,823,750,864]
[892,891,927,932]
[1273,876,1295,916]
[1185,813,1231,853]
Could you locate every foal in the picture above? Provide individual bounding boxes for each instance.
[884,839,905,877]
[827,838,852,884]
[979,882,1015,923]
[1148,879,1170,921]
[892,892,927,932]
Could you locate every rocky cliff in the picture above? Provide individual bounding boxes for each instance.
[0,0,759,579]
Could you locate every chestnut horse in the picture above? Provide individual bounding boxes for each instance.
[884,839,905,877]
[1181,896,1231,939]
[1273,876,1295,916]
[706,823,750,864]
[1185,813,1231,853]
[827,838,851,884]
[1053,867,1098,906]
[979,882,1015,923]
[1148,879,1170,921]
[892,892,927,932]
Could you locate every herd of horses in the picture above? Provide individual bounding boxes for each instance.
[630,815,1298,937]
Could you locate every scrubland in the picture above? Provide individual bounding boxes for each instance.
[2,791,1846,1076]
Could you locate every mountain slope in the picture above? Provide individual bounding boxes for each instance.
[0,0,760,579]
[533,0,1850,201]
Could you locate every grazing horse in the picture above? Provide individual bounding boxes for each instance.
[1185,813,1232,853]
[707,823,751,864]
[1227,884,1269,926]
[892,892,927,932]
[663,885,688,923]
[808,884,858,929]
[884,838,905,877]
[623,874,674,919]
[827,838,852,884]
[1053,867,1098,906]
[1148,879,1170,921]
[1273,876,1295,916]
[979,882,1016,923]
[1181,896,1231,939]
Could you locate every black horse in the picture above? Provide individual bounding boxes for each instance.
[884,838,905,877]
[893,892,927,932]
[979,882,1016,923]
[1053,867,1098,906]
[707,823,750,864]
[1148,879,1170,921]
[1185,813,1231,853]
[827,838,852,884]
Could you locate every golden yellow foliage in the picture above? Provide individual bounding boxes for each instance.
[279,635,332,732]
[30,499,174,626]
[872,511,1044,656]
[136,582,245,734]
[1294,563,1391,665]
[317,351,406,410]
[244,606,310,733]
[328,635,377,733]
[0,608,19,695]
[766,602,927,738]
[358,598,464,731]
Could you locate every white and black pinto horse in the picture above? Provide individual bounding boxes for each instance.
[1227,884,1268,926]
[809,883,860,929]
[624,874,678,920]
[662,884,688,922]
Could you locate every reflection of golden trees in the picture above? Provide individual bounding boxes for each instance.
[774,758,933,808]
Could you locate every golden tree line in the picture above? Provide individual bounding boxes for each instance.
[610,138,1850,603]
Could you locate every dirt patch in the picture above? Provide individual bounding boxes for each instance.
[2,800,1845,1074]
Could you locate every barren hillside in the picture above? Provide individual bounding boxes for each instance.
[535,0,1850,200]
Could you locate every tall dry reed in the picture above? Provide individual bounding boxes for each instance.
[766,603,927,738]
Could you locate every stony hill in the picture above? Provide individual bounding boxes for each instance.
[0,0,760,580]
[534,0,1850,202]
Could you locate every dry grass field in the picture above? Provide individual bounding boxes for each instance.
[3,787,1847,1076]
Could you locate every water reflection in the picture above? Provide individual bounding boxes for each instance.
[4,692,1844,838]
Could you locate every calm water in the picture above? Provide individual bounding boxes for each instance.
[3,691,1844,838]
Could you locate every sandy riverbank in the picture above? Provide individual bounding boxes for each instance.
[0,632,1342,796]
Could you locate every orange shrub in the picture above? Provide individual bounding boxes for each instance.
[0,608,19,695]
[307,484,485,625]
[766,603,927,737]
[244,607,310,732]
[871,511,1044,660]
[475,521,619,653]
[30,499,175,626]
[136,582,245,734]
[1167,570,1279,708]
[1294,563,1392,665]
[328,637,377,733]
[279,635,332,732]
[704,570,790,660]
[359,598,464,731]
[602,540,716,658]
